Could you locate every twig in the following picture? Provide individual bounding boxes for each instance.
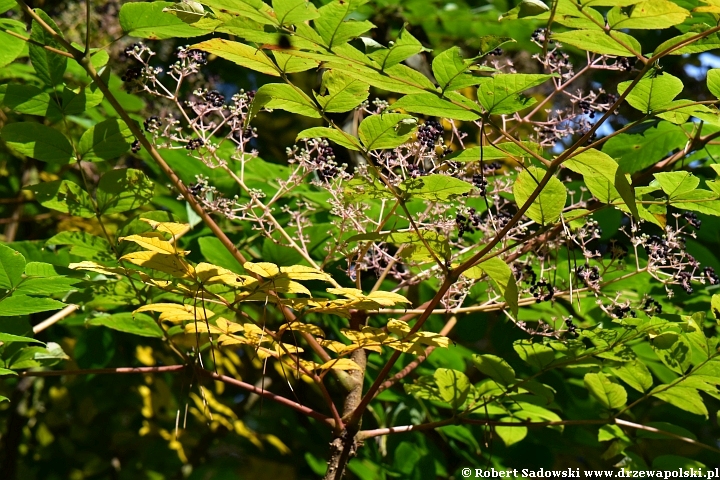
[33,305,78,334]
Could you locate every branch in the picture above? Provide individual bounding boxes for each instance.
[33,305,78,334]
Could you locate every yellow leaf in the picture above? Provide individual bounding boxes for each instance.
[279,265,332,282]
[279,321,325,337]
[135,303,215,322]
[367,291,411,306]
[270,277,311,295]
[195,262,258,287]
[413,331,450,348]
[184,317,243,335]
[120,234,183,255]
[69,261,126,276]
[387,319,411,335]
[140,218,190,237]
[121,251,195,278]
[274,342,304,356]
[318,358,362,371]
[327,287,365,299]
[244,262,280,278]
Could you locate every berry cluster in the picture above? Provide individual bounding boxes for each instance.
[131,139,141,154]
[677,271,693,294]
[513,264,538,285]
[315,142,340,182]
[456,208,482,238]
[406,163,427,178]
[705,266,719,285]
[643,297,662,315]
[121,66,143,83]
[186,138,204,150]
[483,162,502,173]
[206,90,225,108]
[417,120,444,148]
[564,317,578,336]
[472,173,488,196]
[645,235,671,262]
[531,28,547,43]
[143,116,161,133]
[683,211,701,229]
[530,280,554,303]
[616,58,633,71]
[177,48,208,65]
[576,264,600,286]
[612,304,636,319]
[487,48,503,56]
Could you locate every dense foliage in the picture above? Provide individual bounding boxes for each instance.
[2,0,720,478]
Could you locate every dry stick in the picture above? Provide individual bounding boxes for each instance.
[20,365,188,377]
[33,305,78,334]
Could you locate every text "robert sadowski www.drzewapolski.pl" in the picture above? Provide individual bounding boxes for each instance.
[462,468,718,478]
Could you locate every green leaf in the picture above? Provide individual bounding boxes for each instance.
[654,30,720,56]
[191,39,280,76]
[0,19,26,69]
[391,93,480,121]
[1,123,74,164]
[27,180,95,218]
[272,0,318,25]
[463,257,518,316]
[358,113,416,150]
[24,262,74,277]
[9,342,68,369]
[610,360,653,392]
[78,119,134,162]
[97,168,155,214]
[551,30,642,57]
[314,70,369,113]
[514,340,555,369]
[198,0,278,25]
[607,0,689,30]
[0,244,26,290]
[434,368,471,409]
[618,73,684,114]
[584,372,627,409]
[271,51,318,74]
[564,148,638,219]
[652,334,692,374]
[0,295,66,316]
[513,166,566,225]
[120,1,209,39]
[29,10,68,86]
[15,277,81,295]
[652,171,699,200]
[0,332,43,344]
[88,312,164,338]
[602,121,686,174]
[472,354,516,386]
[399,174,473,201]
[250,83,320,119]
[0,84,61,117]
[444,142,543,162]
[314,0,374,48]
[198,237,244,274]
[59,84,105,116]
[368,27,427,69]
[477,74,554,115]
[46,231,114,261]
[653,386,708,417]
[495,417,528,447]
[432,47,485,93]
[707,69,720,100]
[296,127,361,151]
